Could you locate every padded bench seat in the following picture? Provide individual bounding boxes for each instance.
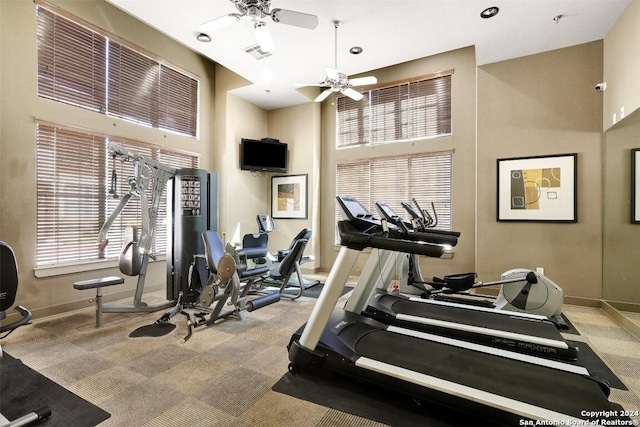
[237,247,268,259]
[73,276,125,327]
[73,276,124,290]
[239,266,269,279]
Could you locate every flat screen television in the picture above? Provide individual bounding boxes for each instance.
[240,138,288,173]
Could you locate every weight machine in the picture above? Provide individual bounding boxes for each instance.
[75,142,218,325]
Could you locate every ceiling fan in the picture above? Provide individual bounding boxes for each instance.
[296,20,377,102]
[198,0,318,53]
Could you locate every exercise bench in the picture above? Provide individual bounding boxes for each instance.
[73,276,125,328]
[73,226,144,328]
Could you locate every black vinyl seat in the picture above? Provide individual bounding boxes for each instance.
[261,238,309,299]
[276,228,311,261]
[0,241,52,425]
[234,232,270,278]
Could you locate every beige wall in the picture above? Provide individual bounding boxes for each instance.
[477,42,604,301]
[0,0,216,318]
[267,103,321,268]
[3,0,636,323]
[319,47,478,278]
[603,0,640,131]
[214,65,321,263]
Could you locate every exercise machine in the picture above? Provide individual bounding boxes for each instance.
[75,142,219,326]
[377,201,565,321]
[341,198,578,360]
[154,230,281,341]
[1,241,52,426]
[287,195,624,425]
[255,214,320,291]
[74,142,182,322]
[229,214,317,299]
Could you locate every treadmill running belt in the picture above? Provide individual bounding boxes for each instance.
[389,297,562,339]
[354,327,617,420]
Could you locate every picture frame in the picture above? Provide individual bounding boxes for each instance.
[271,174,308,219]
[632,149,640,224]
[496,153,577,222]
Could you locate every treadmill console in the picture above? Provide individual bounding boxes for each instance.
[256,214,275,233]
[337,195,401,232]
[335,195,447,257]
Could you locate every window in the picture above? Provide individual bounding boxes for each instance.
[337,73,452,148]
[36,2,199,137]
[336,153,453,237]
[36,122,198,267]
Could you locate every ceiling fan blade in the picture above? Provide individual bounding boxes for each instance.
[348,76,377,87]
[325,68,340,81]
[314,88,333,102]
[271,8,318,29]
[254,22,275,53]
[341,87,364,101]
[199,13,241,33]
[294,82,324,87]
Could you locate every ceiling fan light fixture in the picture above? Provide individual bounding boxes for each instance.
[480,6,499,19]
[254,22,275,53]
[196,33,212,43]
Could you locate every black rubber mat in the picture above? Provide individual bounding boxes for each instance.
[0,352,110,426]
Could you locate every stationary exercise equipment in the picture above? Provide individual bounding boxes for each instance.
[165,168,219,305]
[376,201,565,321]
[228,214,318,299]
[153,230,281,342]
[1,241,52,426]
[341,199,578,360]
[287,195,623,425]
[255,214,320,291]
[74,142,219,326]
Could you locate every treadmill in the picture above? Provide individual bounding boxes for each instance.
[287,195,624,425]
[364,201,578,361]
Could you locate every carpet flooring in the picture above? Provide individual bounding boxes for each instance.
[1,279,639,427]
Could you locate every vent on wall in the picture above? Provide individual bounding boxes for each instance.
[244,44,273,60]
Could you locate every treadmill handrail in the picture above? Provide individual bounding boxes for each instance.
[338,221,445,258]
[374,202,460,246]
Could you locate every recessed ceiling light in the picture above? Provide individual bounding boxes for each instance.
[196,33,212,43]
[480,6,499,19]
[350,46,363,55]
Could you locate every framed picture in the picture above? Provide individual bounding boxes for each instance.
[497,153,577,222]
[271,174,308,219]
[632,149,640,224]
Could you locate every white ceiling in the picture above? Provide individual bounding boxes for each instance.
[106,0,629,110]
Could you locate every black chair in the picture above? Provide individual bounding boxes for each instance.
[0,241,51,425]
[275,227,311,261]
[261,238,309,299]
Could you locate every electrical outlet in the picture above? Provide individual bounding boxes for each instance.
[536,267,544,275]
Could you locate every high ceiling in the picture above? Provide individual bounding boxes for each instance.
[106,0,630,110]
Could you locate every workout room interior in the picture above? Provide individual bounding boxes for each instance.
[2,1,640,426]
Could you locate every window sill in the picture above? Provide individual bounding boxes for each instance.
[34,254,166,278]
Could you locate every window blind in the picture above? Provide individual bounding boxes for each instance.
[337,74,452,148]
[336,152,452,242]
[36,121,198,267]
[36,2,199,137]
[36,6,107,112]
